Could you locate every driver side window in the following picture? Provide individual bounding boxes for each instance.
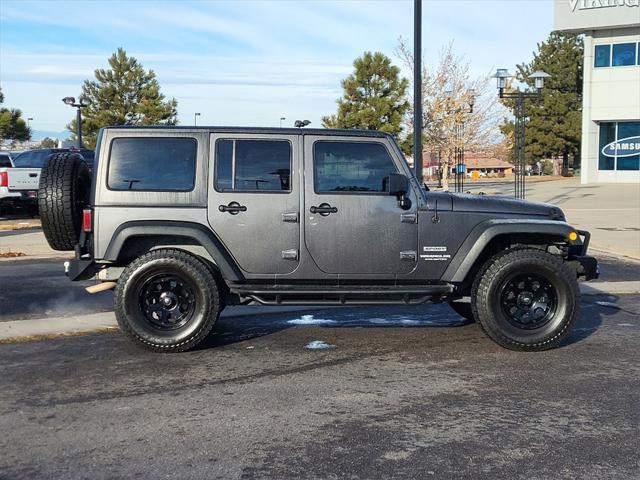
[313,141,398,193]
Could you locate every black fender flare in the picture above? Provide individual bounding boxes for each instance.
[441,219,580,283]
[103,220,244,282]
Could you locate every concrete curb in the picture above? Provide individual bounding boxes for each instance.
[0,282,638,343]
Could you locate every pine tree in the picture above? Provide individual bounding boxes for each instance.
[39,137,58,148]
[501,32,583,174]
[322,52,409,137]
[0,87,32,145]
[68,48,178,149]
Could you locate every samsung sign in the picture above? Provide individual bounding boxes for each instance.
[602,136,640,157]
[555,0,640,32]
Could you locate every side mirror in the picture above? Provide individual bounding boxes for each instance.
[385,173,408,197]
[384,173,412,210]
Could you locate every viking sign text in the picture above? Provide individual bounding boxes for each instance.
[601,136,640,158]
[570,0,640,11]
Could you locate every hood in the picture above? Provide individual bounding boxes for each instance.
[427,192,565,220]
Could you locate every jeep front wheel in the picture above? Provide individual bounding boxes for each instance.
[115,249,222,352]
[471,248,579,351]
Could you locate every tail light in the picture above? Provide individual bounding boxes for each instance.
[82,209,92,232]
[0,171,7,187]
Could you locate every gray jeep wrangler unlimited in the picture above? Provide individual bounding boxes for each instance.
[38,127,598,352]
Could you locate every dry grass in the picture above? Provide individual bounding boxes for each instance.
[0,251,26,258]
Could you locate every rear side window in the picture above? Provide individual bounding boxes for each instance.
[108,137,197,191]
[313,141,398,193]
[0,154,11,168]
[215,139,291,192]
[12,150,55,168]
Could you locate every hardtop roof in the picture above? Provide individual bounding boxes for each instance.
[101,126,391,138]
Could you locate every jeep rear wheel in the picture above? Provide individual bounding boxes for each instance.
[115,249,222,352]
[471,248,579,351]
[38,152,91,251]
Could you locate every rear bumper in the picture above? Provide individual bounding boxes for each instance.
[64,258,98,281]
[0,190,38,207]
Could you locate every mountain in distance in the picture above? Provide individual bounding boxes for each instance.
[30,130,71,142]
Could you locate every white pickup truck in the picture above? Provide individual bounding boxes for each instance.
[0,148,94,215]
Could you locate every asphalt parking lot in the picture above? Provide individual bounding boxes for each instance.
[1,253,639,479]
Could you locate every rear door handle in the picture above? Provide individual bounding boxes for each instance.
[310,203,338,216]
[219,201,247,215]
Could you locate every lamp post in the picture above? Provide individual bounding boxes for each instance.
[494,69,550,199]
[27,117,33,128]
[194,112,201,126]
[445,89,475,193]
[280,117,286,128]
[62,97,89,148]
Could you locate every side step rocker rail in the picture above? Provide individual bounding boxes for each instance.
[229,284,454,306]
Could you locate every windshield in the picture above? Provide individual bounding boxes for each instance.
[12,150,56,168]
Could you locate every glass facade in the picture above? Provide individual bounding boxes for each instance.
[598,122,640,171]
[612,43,637,66]
[594,44,611,68]
[594,42,639,68]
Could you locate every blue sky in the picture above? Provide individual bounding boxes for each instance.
[0,0,554,135]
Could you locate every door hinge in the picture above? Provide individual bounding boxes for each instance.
[400,250,417,261]
[400,213,417,224]
[281,249,299,260]
[282,212,299,223]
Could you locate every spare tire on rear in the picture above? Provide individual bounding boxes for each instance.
[38,152,91,251]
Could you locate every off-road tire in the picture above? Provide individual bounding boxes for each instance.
[115,249,222,352]
[448,300,475,322]
[471,248,579,351]
[38,152,91,251]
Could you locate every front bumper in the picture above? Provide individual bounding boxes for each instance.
[571,230,598,280]
[574,255,599,281]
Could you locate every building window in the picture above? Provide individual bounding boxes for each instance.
[594,43,640,68]
[612,43,637,67]
[598,122,640,172]
[594,44,611,68]
[215,139,291,192]
[108,137,197,191]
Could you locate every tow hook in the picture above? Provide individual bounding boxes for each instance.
[85,282,117,294]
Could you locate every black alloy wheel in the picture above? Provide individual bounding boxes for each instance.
[138,274,197,331]
[499,273,557,330]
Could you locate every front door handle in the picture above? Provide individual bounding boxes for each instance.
[310,203,338,216]
[219,201,247,215]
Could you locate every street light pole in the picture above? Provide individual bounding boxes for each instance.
[27,117,33,128]
[280,117,286,128]
[62,97,88,149]
[413,0,423,184]
[194,112,201,126]
[494,69,550,199]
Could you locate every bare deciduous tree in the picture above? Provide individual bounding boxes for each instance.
[396,40,502,190]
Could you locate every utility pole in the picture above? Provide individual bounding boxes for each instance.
[413,0,422,184]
